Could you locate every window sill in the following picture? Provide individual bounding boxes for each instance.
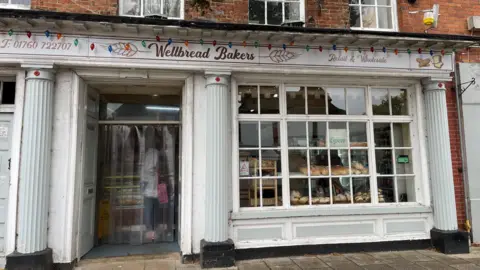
[350,27,397,32]
[0,4,30,9]
[232,204,432,220]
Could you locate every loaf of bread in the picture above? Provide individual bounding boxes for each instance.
[331,166,349,175]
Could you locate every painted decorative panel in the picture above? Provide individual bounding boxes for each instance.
[384,220,426,235]
[236,225,284,241]
[294,221,375,238]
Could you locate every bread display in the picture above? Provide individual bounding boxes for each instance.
[298,165,329,176]
[351,162,369,175]
[354,191,371,203]
[331,166,349,175]
[350,142,368,147]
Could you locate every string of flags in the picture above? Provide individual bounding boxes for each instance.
[5,29,458,56]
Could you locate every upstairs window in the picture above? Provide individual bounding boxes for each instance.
[349,0,397,30]
[249,0,304,25]
[120,0,183,18]
[0,0,30,9]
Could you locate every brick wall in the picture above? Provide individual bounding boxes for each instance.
[32,0,117,15]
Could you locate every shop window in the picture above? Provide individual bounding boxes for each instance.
[120,0,182,19]
[0,0,30,9]
[248,0,304,25]
[0,81,16,105]
[349,0,397,31]
[236,84,418,209]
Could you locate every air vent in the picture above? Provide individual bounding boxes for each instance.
[468,16,480,31]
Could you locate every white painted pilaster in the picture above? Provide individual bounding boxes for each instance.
[204,71,231,242]
[422,79,458,231]
[17,69,55,253]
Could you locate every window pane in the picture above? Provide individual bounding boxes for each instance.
[353,177,370,204]
[2,82,16,104]
[329,122,348,147]
[285,2,300,21]
[239,152,259,177]
[395,149,413,174]
[333,177,351,204]
[310,150,330,175]
[288,122,307,147]
[376,150,393,175]
[239,122,259,148]
[307,87,327,114]
[351,150,369,175]
[238,85,258,114]
[144,0,161,15]
[361,0,375,4]
[378,177,394,203]
[163,0,181,17]
[290,178,309,205]
[327,88,346,115]
[374,123,391,147]
[242,178,282,207]
[312,178,331,204]
[331,150,349,175]
[261,122,280,147]
[261,150,281,176]
[349,122,367,147]
[349,6,361,28]
[347,88,366,115]
[377,7,392,29]
[391,89,408,115]
[309,122,327,147]
[249,0,266,24]
[11,0,30,4]
[393,123,411,147]
[372,89,389,115]
[377,0,391,5]
[397,176,416,202]
[267,1,283,25]
[123,0,141,15]
[289,150,308,175]
[286,86,305,114]
[362,6,377,28]
[260,86,280,114]
[349,0,359,4]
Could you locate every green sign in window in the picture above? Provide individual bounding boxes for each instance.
[397,155,409,164]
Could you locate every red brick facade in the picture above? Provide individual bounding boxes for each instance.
[28,0,479,230]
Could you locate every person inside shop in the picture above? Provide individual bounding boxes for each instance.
[141,127,163,242]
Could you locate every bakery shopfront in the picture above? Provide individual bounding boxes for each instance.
[0,10,478,270]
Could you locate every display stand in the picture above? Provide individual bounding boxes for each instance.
[249,158,279,207]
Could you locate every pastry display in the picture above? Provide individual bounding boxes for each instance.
[378,188,385,202]
[351,162,369,175]
[298,165,329,176]
[331,166,349,175]
[299,196,309,204]
[290,190,302,205]
[354,191,371,203]
[350,142,368,147]
[333,193,351,203]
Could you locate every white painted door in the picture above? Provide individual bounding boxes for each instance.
[78,115,98,257]
[0,113,13,257]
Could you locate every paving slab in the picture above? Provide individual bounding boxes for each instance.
[451,264,480,270]
[268,265,302,270]
[237,260,270,270]
[264,257,296,267]
[291,256,329,269]
[317,254,350,264]
[388,263,428,270]
[344,253,384,265]
[416,261,455,270]
[145,260,176,270]
[362,265,396,270]
[324,262,364,270]
[397,251,434,262]
[369,253,412,265]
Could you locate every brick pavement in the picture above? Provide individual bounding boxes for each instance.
[75,247,480,270]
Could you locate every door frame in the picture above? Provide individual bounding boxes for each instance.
[74,74,195,260]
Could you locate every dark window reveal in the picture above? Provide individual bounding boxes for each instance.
[1,82,16,104]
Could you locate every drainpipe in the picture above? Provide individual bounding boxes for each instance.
[454,63,473,242]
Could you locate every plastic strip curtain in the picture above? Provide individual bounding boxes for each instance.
[100,124,178,245]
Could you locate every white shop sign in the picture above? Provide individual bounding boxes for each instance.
[330,129,348,147]
[0,34,454,71]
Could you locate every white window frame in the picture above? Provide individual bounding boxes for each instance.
[349,0,398,32]
[0,1,30,10]
[232,80,424,213]
[248,0,305,26]
[119,0,184,19]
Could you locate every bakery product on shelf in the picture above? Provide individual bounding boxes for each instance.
[351,162,369,175]
[354,191,371,203]
[350,142,368,147]
[331,166,349,175]
[299,196,309,204]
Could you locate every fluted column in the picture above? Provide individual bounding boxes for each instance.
[423,79,468,254]
[18,69,54,253]
[200,71,234,268]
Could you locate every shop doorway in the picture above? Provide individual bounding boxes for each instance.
[81,85,182,259]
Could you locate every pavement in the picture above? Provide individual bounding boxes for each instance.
[75,247,480,270]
